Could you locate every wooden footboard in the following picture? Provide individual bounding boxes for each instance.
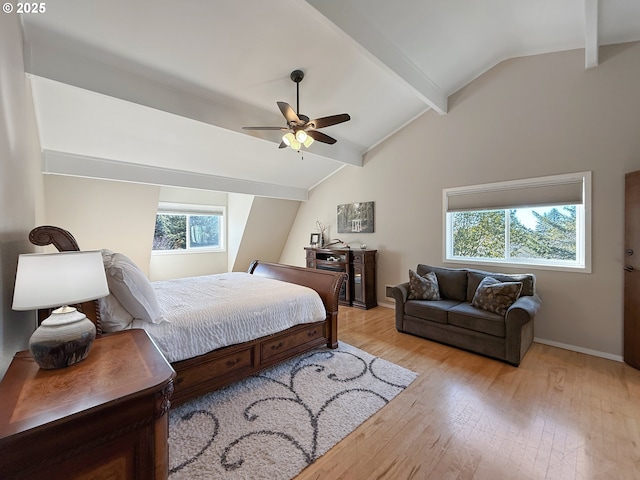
[28,225,346,407]
[172,261,345,406]
[249,260,343,348]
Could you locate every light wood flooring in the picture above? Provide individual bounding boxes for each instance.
[295,306,640,480]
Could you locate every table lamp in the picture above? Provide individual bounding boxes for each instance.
[12,250,109,369]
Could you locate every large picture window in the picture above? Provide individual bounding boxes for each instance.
[153,202,225,252]
[444,172,591,272]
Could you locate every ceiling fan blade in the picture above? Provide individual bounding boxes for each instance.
[278,141,288,149]
[277,101,301,125]
[308,113,351,129]
[308,130,337,145]
[242,126,288,131]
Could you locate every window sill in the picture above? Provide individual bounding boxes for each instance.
[152,249,226,256]
[444,257,590,274]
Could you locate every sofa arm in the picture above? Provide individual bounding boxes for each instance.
[506,294,542,327]
[391,282,410,331]
[505,293,542,365]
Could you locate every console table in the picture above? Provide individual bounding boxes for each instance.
[305,246,377,309]
[0,329,176,480]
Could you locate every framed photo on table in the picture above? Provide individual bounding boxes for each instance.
[310,233,321,247]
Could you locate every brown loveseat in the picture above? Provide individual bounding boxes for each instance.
[391,264,542,366]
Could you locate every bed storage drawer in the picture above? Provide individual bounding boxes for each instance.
[174,345,254,395]
[260,322,324,363]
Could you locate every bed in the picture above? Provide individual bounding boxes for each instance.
[28,225,346,407]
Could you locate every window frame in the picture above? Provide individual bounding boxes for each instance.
[152,202,226,255]
[442,172,591,273]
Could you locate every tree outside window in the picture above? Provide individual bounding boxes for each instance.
[449,205,579,266]
[154,212,222,251]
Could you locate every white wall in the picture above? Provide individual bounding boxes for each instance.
[41,176,300,280]
[281,42,640,359]
[42,176,234,280]
[0,13,45,375]
[43,175,160,275]
[227,193,255,271]
[232,197,300,272]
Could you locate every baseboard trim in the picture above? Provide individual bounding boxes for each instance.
[377,301,394,309]
[534,337,623,363]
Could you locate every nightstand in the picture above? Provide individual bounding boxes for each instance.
[0,329,176,480]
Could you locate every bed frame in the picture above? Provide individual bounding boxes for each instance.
[29,225,346,406]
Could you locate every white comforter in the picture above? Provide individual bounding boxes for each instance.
[131,272,326,362]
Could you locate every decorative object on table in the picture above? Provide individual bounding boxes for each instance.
[337,202,374,233]
[169,342,416,480]
[323,238,347,248]
[309,232,321,247]
[360,244,367,249]
[315,220,328,247]
[12,250,109,369]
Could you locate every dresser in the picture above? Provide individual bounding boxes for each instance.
[0,329,176,480]
[305,246,377,309]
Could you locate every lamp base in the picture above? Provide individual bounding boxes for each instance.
[29,306,96,369]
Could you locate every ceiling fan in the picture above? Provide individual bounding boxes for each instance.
[242,69,351,150]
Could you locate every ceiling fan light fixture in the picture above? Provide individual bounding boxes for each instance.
[303,135,314,148]
[295,130,308,143]
[282,132,300,150]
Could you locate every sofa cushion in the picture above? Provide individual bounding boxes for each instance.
[417,264,467,302]
[405,299,461,324]
[408,270,441,300]
[448,302,506,337]
[471,277,523,316]
[466,270,535,301]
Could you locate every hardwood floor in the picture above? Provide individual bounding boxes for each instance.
[295,306,640,480]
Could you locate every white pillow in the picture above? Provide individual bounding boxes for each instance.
[98,294,134,332]
[101,248,116,268]
[101,250,164,324]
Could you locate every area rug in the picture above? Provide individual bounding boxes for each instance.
[169,342,417,480]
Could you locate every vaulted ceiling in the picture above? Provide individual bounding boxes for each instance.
[21,0,640,200]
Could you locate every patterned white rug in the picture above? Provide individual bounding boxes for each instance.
[169,342,417,480]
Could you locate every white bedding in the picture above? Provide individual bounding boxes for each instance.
[130,272,326,362]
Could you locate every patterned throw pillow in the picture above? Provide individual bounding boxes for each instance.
[408,270,441,300]
[471,276,523,316]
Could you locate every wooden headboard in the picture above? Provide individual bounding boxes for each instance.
[29,225,103,333]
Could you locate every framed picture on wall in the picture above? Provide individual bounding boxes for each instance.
[337,202,374,233]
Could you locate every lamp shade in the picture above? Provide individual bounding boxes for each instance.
[303,135,314,148]
[13,251,109,310]
[282,132,301,150]
[295,130,308,143]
